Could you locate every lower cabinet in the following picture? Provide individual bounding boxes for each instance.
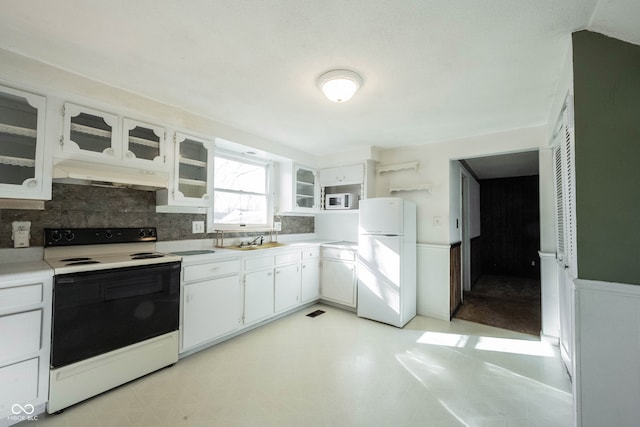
[244,268,275,325]
[0,269,52,422]
[301,257,320,303]
[180,258,242,352]
[182,275,242,351]
[274,263,300,312]
[321,250,357,307]
[180,244,321,353]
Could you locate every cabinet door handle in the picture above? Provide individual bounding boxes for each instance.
[267,272,273,276]
[210,267,220,272]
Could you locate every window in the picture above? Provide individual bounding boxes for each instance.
[213,153,270,226]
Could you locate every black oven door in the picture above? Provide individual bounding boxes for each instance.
[51,261,180,368]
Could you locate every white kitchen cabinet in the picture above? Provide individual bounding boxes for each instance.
[274,263,300,312]
[301,248,320,303]
[180,258,242,352]
[293,165,319,210]
[0,267,52,422]
[182,275,242,351]
[157,131,214,207]
[121,117,167,168]
[277,161,319,213]
[244,268,275,324]
[61,103,169,170]
[321,247,357,307]
[62,103,119,160]
[0,84,50,200]
[319,163,364,187]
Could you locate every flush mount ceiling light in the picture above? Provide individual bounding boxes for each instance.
[318,69,362,103]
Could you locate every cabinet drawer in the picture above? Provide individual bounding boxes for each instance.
[275,252,300,265]
[0,357,39,410]
[0,283,43,312]
[322,247,356,261]
[244,256,274,271]
[184,259,241,282]
[0,310,42,363]
[301,247,320,259]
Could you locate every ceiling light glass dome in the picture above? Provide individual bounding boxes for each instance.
[318,69,362,103]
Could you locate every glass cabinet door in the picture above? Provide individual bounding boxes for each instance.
[294,165,318,210]
[0,85,47,198]
[63,103,118,158]
[122,118,165,167]
[174,132,213,204]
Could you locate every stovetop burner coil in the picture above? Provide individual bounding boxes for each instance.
[65,260,101,266]
[132,254,164,260]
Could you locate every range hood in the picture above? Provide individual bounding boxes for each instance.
[53,159,169,191]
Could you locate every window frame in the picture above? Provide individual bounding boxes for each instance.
[209,149,273,231]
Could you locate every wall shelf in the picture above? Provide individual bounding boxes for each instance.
[0,123,37,138]
[389,183,432,193]
[377,161,419,174]
[0,154,36,168]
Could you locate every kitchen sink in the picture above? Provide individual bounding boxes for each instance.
[226,242,285,251]
[171,250,216,256]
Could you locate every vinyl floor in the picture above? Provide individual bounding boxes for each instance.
[27,303,571,427]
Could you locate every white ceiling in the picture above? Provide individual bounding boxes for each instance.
[1,1,638,157]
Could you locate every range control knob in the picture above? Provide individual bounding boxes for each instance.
[63,230,75,241]
[50,230,62,241]
[105,230,113,239]
[138,229,148,238]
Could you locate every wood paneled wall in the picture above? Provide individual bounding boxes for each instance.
[479,176,540,279]
[450,242,462,317]
[470,236,482,288]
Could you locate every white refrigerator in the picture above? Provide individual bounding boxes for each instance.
[357,197,417,327]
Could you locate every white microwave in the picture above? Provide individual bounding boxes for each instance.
[325,193,356,210]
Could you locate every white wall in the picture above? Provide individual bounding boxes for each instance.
[468,173,481,238]
[377,126,547,244]
[314,212,359,242]
[574,279,640,427]
[377,126,549,318]
[546,38,574,144]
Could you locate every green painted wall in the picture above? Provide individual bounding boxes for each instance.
[573,31,640,285]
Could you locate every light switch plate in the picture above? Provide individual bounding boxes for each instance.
[192,221,205,234]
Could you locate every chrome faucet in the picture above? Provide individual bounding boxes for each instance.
[248,235,265,246]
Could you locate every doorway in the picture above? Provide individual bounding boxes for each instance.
[455,152,541,336]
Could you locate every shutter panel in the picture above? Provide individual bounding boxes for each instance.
[554,146,565,258]
[551,94,578,278]
[563,105,578,277]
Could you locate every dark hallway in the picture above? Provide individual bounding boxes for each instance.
[455,275,541,335]
[456,175,541,336]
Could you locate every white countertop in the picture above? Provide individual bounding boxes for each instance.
[0,259,53,283]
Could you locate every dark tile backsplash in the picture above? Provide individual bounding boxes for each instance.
[0,183,314,248]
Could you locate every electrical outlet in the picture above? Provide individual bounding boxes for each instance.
[274,221,282,231]
[192,221,205,234]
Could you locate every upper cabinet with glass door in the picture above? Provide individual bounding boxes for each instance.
[277,162,319,213]
[157,131,213,207]
[61,103,167,170]
[0,85,49,200]
[62,103,119,160]
[121,117,166,168]
[294,165,319,211]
